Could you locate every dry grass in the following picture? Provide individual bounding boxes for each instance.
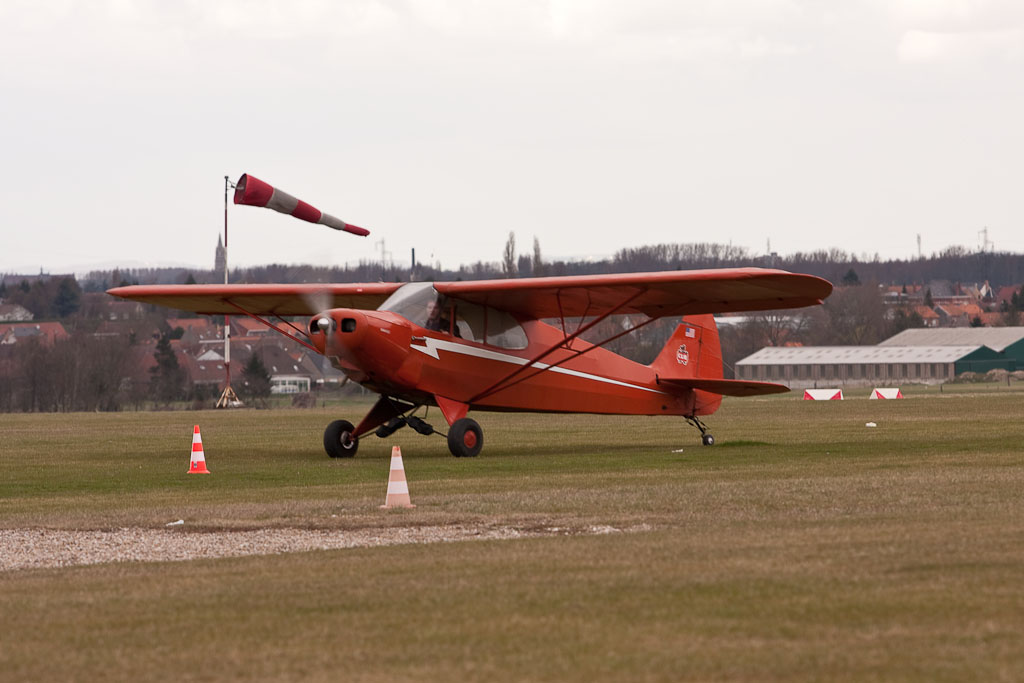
[1,392,1024,681]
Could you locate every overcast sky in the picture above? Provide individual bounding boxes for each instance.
[2,0,1022,276]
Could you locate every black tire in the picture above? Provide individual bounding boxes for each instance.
[324,419,359,458]
[701,434,715,447]
[447,418,483,458]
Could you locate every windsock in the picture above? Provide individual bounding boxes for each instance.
[233,173,369,237]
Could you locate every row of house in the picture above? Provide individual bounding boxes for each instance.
[0,321,69,346]
[880,281,1021,327]
[0,314,346,396]
[137,316,347,395]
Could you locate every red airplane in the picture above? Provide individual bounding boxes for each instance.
[109,269,831,457]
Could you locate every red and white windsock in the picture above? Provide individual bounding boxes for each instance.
[381,446,415,509]
[233,173,370,237]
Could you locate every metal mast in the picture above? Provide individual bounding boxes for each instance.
[216,175,241,408]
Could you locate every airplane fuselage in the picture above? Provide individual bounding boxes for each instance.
[312,308,718,418]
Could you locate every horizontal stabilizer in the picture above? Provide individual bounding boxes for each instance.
[660,377,789,397]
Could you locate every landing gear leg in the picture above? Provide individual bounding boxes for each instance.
[685,415,715,447]
[323,396,417,458]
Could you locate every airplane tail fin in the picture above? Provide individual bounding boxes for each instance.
[650,315,788,402]
[649,314,723,381]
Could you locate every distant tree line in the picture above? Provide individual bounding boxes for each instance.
[0,330,277,413]
[0,276,81,318]
[4,241,1023,412]
[74,240,1024,292]
[0,334,140,412]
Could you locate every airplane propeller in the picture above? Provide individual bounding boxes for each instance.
[300,287,335,322]
[305,300,351,385]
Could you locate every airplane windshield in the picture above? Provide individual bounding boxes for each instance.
[379,282,527,349]
[377,282,437,328]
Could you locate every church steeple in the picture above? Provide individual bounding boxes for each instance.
[215,235,226,275]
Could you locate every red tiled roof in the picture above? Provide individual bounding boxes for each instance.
[978,312,1003,326]
[995,285,1021,305]
[232,318,268,335]
[0,322,69,346]
[936,303,984,318]
[168,317,216,333]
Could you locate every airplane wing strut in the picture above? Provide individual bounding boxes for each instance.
[473,315,664,404]
[224,300,321,354]
[467,289,646,403]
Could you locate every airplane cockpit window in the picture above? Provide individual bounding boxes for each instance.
[378,282,437,328]
[379,283,463,337]
[378,282,526,349]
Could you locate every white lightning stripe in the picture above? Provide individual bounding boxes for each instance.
[410,337,667,395]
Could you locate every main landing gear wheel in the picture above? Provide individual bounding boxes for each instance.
[324,419,359,458]
[447,418,483,458]
[702,434,715,447]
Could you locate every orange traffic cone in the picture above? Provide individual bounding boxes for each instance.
[381,446,415,508]
[188,425,210,474]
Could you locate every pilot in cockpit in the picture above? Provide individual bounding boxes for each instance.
[424,297,462,337]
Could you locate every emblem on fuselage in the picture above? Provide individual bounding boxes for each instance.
[676,344,689,366]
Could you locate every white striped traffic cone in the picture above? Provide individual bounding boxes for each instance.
[188,425,210,474]
[380,446,415,508]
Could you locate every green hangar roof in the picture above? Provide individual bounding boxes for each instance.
[879,327,1024,353]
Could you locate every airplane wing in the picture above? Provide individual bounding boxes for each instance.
[106,283,402,316]
[435,268,832,319]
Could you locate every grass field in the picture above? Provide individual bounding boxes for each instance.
[2,390,1024,681]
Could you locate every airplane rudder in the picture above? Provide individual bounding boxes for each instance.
[691,314,723,380]
[650,315,715,378]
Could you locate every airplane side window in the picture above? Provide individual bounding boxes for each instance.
[452,302,484,343]
[485,307,527,349]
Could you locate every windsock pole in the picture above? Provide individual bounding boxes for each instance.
[216,175,241,409]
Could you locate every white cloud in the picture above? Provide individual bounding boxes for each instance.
[544,0,805,61]
[885,0,1024,31]
[898,28,1024,63]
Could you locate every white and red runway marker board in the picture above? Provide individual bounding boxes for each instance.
[803,389,844,400]
[870,388,903,399]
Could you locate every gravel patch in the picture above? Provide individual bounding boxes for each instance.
[0,524,633,572]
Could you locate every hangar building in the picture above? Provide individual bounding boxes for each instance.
[878,327,1024,367]
[734,345,1004,387]
[734,327,1024,388]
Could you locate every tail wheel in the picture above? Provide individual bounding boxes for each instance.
[447,418,483,458]
[324,419,359,458]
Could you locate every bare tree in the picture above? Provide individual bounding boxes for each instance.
[532,237,545,276]
[502,232,517,277]
[808,284,886,345]
[742,311,812,348]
